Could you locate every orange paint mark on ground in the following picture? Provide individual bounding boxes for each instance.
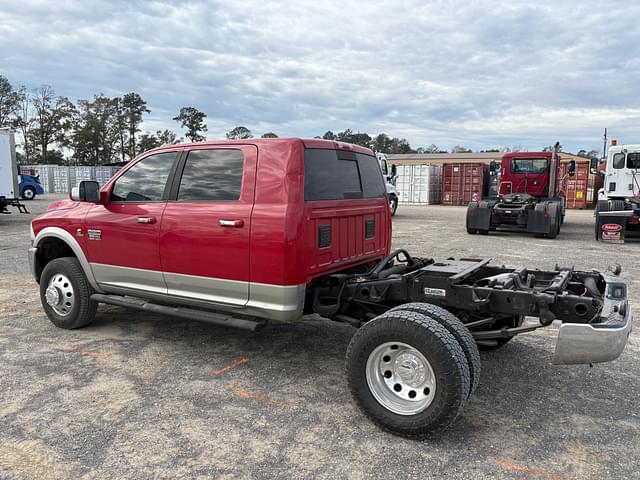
[233,388,288,408]
[62,346,110,360]
[210,356,249,376]
[496,460,566,480]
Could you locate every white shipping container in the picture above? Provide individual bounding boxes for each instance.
[395,164,442,205]
[0,130,18,198]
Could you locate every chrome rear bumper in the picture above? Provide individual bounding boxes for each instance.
[553,278,633,365]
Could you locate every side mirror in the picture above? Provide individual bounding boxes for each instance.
[390,164,397,177]
[567,160,576,177]
[590,167,605,177]
[70,181,101,202]
[489,160,498,173]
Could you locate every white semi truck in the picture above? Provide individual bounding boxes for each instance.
[594,140,640,242]
[0,129,28,214]
[376,152,398,216]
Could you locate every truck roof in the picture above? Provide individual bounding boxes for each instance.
[145,137,375,157]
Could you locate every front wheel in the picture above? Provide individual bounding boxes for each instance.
[389,195,398,216]
[21,186,36,200]
[346,310,471,438]
[40,257,97,329]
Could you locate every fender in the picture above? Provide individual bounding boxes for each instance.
[33,226,103,293]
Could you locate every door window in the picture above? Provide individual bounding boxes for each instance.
[111,152,177,201]
[612,153,625,169]
[177,149,244,201]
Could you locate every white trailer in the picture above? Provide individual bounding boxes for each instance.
[0,129,28,214]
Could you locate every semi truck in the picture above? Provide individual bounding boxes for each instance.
[377,152,398,216]
[466,143,575,238]
[0,129,28,214]
[594,140,640,242]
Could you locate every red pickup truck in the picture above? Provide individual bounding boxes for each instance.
[29,138,632,438]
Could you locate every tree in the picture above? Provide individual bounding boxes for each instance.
[71,94,120,165]
[122,92,150,157]
[138,129,182,153]
[0,75,22,128]
[577,149,599,159]
[29,86,76,164]
[14,87,35,162]
[322,130,337,140]
[389,137,414,154]
[372,133,394,153]
[226,125,252,140]
[452,145,472,153]
[174,107,208,142]
[261,132,278,138]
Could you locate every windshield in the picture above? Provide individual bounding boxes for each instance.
[510,159,547,174]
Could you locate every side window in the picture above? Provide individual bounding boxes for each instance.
[304,150,361,200]
[627,153,640,169]
[612,153,625,169]
[177,149,244,201]
[357,153,386,198]
[111,152,176,202]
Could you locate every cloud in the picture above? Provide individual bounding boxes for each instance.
[1,0,639,153]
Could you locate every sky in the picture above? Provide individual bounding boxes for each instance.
[1,0,639,154]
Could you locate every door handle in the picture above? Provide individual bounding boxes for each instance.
[219,219,244,228]
[137,216,156,224]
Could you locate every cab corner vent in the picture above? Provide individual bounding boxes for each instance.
[318,224,331,248]
[365,219,375,239]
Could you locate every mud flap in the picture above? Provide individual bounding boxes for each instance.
[596,213,629,243]
[467,201,492,230]
[527,202,556,234]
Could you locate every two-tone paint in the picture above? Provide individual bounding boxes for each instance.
[30,138,392,322]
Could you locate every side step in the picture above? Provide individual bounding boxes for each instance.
[90,293,265,331]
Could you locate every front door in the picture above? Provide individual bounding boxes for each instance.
[84,150,180,294]
[159,145,257,306]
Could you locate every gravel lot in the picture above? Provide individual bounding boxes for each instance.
[1,195,638,479]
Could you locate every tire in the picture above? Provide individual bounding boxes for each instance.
[388,303,480,397]
[21,186,36,200]
[40,257,97,329]
[346,310,471,438]
[389,195,398,216]
[478,229,489,235]
[466,202,478,234]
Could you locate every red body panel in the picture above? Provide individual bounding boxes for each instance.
[32,138,391,289]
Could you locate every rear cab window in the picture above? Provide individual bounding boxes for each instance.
[304,149,385,200]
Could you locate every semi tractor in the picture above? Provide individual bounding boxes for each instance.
[594,140,640,242]
[466,143,575,238]
[377,152,398,216]
[0,129,28,214]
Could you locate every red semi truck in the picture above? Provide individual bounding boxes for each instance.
[29,138,631,437]
[466,143,575,238]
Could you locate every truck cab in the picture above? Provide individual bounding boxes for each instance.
[594,142,640,242]
[376,152,398,215]
[498,152,557,198]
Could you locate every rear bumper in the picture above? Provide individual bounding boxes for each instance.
[553,280,633,364]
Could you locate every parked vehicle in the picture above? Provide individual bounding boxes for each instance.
[29,138,632,438]
[0,129,28,214]
[594,140,640,242]
[466,143,575,238]
[19,173,45,200]
[377,152,398,215]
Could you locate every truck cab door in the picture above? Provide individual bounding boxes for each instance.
[84,150,181,294]
[159,145,257,306]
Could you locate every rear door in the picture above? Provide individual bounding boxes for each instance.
[85,150,180,294]
[159,145,257,305]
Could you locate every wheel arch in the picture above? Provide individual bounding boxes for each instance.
[33,227,102,292]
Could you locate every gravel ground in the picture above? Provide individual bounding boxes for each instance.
[1,195,638,479]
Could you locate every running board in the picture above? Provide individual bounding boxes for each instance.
[90,293,265,331]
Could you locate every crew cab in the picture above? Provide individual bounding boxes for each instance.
[29,138,632,438]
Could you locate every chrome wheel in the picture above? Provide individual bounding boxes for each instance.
[45,273,75,316]
[366,342,436,415]
[23,187,35,200]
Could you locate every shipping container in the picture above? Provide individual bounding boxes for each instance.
[442,163,489,206]
[20,165,121,193]
[395,164,442,205]
[560,159,590,209]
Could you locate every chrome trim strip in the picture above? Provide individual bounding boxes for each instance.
[33,227,103,292]
[91,263,167,294]
[247,282,306,321]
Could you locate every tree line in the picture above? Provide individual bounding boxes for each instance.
[0,75,601,165]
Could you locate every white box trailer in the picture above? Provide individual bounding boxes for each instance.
[0,129,27,214]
